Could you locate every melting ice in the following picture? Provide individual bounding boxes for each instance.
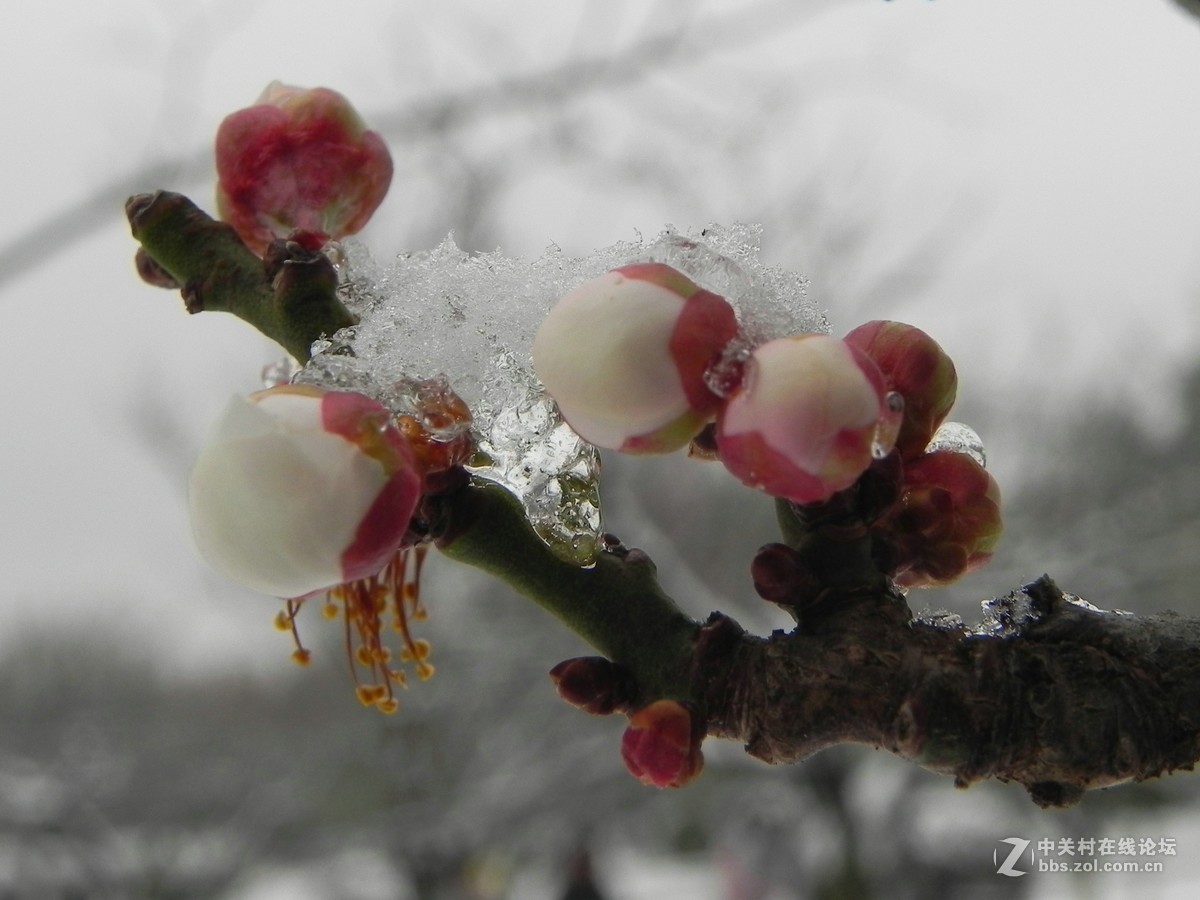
[925,421,987,468]
[296,224,826,564]
[975,589,1041,637]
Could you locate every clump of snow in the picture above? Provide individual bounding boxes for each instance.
[295,224,826,563]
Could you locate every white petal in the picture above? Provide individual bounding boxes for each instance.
[721,336,879,472]
[534,272,688,446]
[189,396,388,597]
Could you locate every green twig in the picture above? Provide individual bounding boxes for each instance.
[434,479,701,704]
[126,191,355,361]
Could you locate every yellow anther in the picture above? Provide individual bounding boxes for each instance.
[291,648,312,666]
[322,601,339,619]
[273,610,291,631]
[354,685,379,706]
[375,697,400,714]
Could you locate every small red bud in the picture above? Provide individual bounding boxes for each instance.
[620,699,704,789]
[844,321,957,460]
[549,657,632,715]
[750,543,817,602]
[134,248,180,289]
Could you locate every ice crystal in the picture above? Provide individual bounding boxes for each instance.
[976,589,1041,637]
[296,224,825,564]
[911,608,967,632]
[925,421,987,468]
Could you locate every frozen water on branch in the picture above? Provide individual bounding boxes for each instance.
[297,224,826,563]
[911,609,968,632]
[925,421,987,468]
[975,589,1041,637]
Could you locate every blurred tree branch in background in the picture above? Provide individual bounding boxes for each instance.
[0,0,836,293]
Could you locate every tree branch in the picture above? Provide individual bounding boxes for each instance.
[134,189,1200,807]
[434,480,1200,807]
[126,191,355,362]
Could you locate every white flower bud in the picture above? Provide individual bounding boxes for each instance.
[717,335,898,503]
[533,263,739,453]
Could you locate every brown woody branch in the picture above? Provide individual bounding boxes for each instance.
[697,577,1200,808]
[436,481,1200,808]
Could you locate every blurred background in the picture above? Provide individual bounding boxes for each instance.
[3,0,1200,896]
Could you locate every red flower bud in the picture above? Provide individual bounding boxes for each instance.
[879,450,1002,588]
[549,657,633,715]
[215,82,393,255]
[843,321,957,460]
[620,700,704,788]
[750,543,817,602]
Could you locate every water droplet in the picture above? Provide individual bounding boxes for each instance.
[261,357,300,388]
[871,391,904,458]
[703,339,751,398]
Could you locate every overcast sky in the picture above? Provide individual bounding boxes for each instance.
[3,0,1200,677]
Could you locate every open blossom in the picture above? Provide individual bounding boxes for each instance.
[215,82,393,255]
[189,384,421,599]
[189,383,449,712]
[716,334,901,504]
[533,263,739,453]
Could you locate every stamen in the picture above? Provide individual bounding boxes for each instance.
[279,543,435,714]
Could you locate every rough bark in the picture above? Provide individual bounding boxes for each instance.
[433,480,1200,808]
[699,580,1200,808]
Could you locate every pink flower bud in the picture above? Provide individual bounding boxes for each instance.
[620,700,704,788]
[843,321,957,460]
[716,335,900,504]
[533,263,739,453]
[189,384,421,598]
[215,82,393,255]
[880,450,1002,588]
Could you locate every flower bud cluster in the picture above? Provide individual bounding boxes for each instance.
[537,287,1001,587]
[844,321,1002,587]
[533,265,904,505]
